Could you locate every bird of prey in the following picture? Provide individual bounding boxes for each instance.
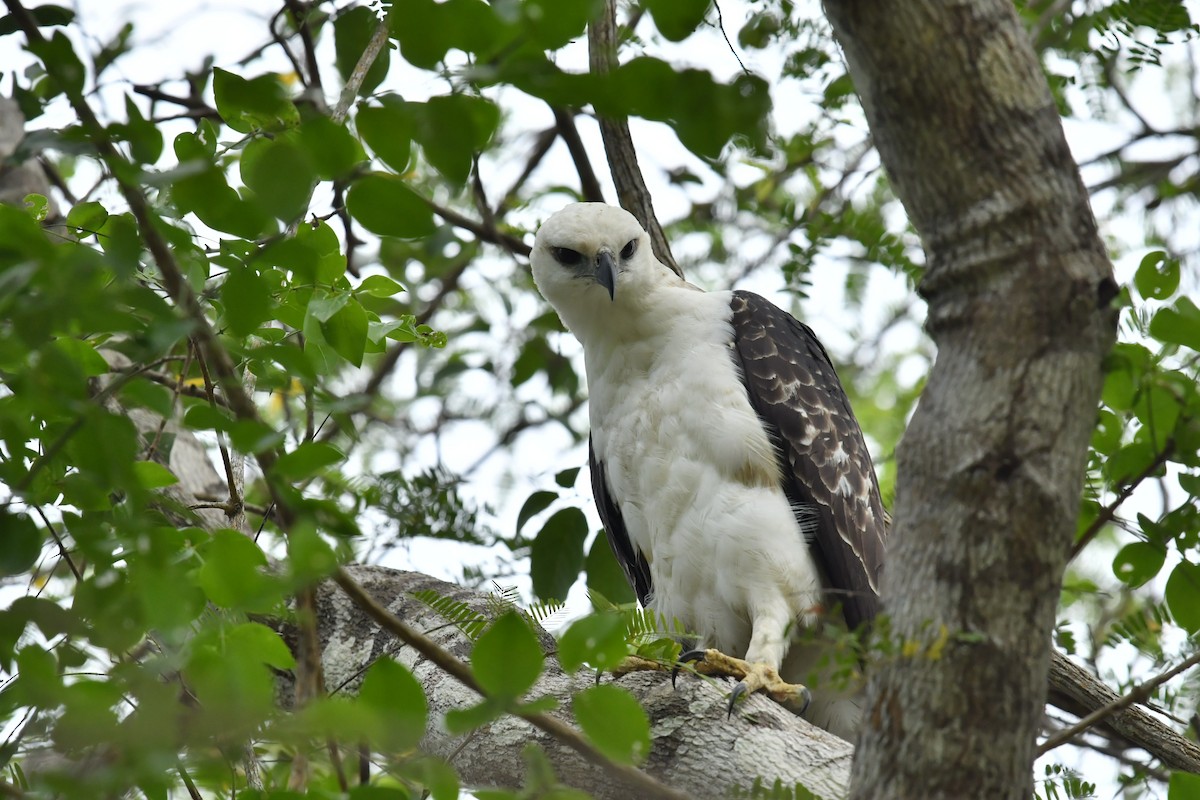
[530,203,887,739]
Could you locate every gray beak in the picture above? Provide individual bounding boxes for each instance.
[596,249,617,301]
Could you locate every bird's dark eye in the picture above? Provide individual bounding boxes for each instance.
[620,239,637,260]
[552,247,582,266]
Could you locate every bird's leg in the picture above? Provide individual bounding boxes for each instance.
[674,609,811,716]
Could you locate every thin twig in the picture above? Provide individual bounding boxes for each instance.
[1070,440,1174,559]
[332,17,390,123]
[1038,650,1200,756]
[332,567,690,800]
[550,107,605,202]
[282,0,326,110]
[428,199,531,255]
[586,0,680,276]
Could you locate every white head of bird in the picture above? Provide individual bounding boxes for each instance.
[530,203,685,342]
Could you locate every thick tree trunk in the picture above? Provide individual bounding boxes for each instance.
[820,3,1117,799]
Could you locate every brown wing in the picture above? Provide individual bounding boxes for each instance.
[730,290,886,630]
[589,436,652,606]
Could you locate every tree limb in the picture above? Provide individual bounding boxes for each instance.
[587,0,680,276]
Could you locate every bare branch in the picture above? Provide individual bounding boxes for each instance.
[550,107,605,202]
[587,0,680,276]
[282,0,327,109]
[332,16,390,124]
[1040,651,1200,764]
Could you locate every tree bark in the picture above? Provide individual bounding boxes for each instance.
[819,3,1117,799]
[287,566,853,799]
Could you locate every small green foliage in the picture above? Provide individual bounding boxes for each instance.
[470,610,544,701]
[572,684,650,765]
[0,512,42,577]
[530,507,588,602]
[346,173,437,238]
[1037,763,1096,800]
[212,68,299,133]
[585,530,637,606]
[1170,771,1200,800]
[557,611,627,673]
[1165,560,1200,633]
[359,657,428,751]
[1112,541,1165,587]
[730,778,824,800]
[196,530,281,613]
[643,0,710,41]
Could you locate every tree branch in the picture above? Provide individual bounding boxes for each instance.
[1043,651,1200,771]
[587,0,680,276]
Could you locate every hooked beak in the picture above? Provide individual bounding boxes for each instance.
[595,249,617,301]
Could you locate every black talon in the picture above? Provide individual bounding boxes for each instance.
[727,681,749,717]
[672,649,707,688]
[797,685,813,715]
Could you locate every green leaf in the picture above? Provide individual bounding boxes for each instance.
[120,93,163,164]
[1134,250,1180,301]
[335,6,390,96]
[471,610,544,700]
[585,530,637,605]
[345,173,436,238]
[241,136,316,220]
[572,684,651,765]
[516,490,557,535]
[322,296,369,366]
[65,201,108,234]
[388,0,508,70]
[196,530,279,612]
[644,0,710,41]
[171,166,271,239]
[358,274,405,298]
[1112,542,1165,588]
[416,95,500,185]
[1170,771,1200,800]
[32,31,85,96]
[226,622,296,670]
[360,658,428,751]
[222,266,274,337]
[212,68,299,133]
[1150,297,1200,352]
[272,442,345,481]
[356,101,413,173]
[554,467,580,488]
[54,338,109,377]
[22,193,49,222]
[558,612,627,673]
[131,461,178,490]
[1166,560,1200,634]
[520,0,599,50]
[444,697,504,734]
[297,115,362,180]
[0,4,73,35]
[530,508,588,601]
[287,522,340,583]
[0,512,42,576]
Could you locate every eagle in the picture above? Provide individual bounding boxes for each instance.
[530,203,887,739]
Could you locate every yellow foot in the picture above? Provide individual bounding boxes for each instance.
[674,648,811,717]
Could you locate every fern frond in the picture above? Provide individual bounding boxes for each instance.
[411,588,490,641]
